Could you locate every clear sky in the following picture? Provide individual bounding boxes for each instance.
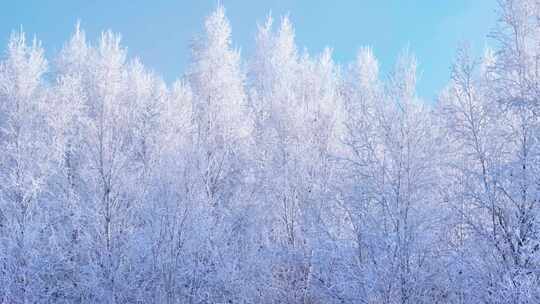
[1,0,497,101]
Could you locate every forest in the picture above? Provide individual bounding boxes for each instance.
[1,0,540,303]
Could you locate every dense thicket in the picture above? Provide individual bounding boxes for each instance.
[1,1,540,303]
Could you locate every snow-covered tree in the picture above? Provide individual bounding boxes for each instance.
[187,5,256,303]
[0,30,53,304]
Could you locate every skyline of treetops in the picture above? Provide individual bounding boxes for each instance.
[1,1,540,303]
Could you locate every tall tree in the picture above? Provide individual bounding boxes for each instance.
[187,5,255,303]
[0,30,51,304]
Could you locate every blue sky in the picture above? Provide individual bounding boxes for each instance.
[1,0,497,101]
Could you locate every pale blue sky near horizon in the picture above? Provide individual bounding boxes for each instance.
[1,0,497,101]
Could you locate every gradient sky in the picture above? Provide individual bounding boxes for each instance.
[1,0,497,101]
